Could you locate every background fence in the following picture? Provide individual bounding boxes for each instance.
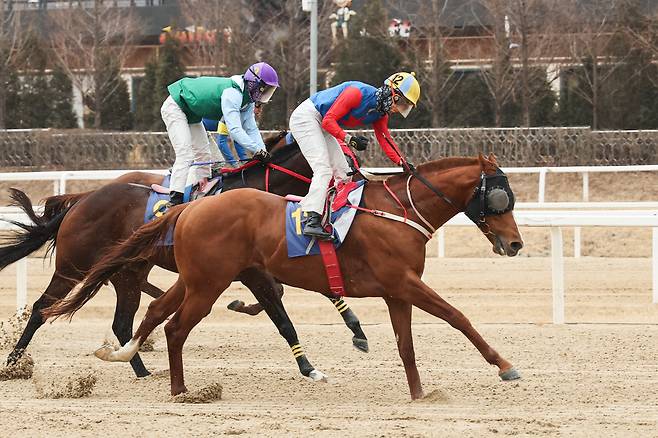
[1,127,656,170]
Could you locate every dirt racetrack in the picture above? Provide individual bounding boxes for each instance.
[0,255,656,437]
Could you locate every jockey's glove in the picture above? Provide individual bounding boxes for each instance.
[253,149,271,162]
[345,134,369,151]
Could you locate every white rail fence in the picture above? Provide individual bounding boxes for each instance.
[1,166,657,323]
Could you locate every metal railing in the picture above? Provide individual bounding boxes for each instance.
[1,127,656,171]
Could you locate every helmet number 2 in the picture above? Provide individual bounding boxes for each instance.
[391,74,404,86]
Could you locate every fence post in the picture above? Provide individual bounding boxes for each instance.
[538,168,547,203]
[437,227,445,258]
[551,227,565,324]
[16,258,27,314]
[58,174,67,195]
[651,227,658,304]
[574,172,589,258]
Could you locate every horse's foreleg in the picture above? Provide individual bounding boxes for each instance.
[239,268,328,382]
[328,297,368,352]
[227,276,286,316]
[384,297,424,400]
[401,275,520,381]
[110,273,150,377]
[95,278,185,364]
[141,279,165,299]
[7,273,75,366]
[226,300,265,315]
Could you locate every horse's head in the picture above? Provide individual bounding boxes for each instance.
[264,131,289,154]
[466,153,523,256]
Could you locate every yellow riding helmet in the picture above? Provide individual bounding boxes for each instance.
[384,72,421,106]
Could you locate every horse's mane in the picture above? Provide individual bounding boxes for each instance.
[385,156,481,186]
[269,140,301,165]
[417,156,479,172]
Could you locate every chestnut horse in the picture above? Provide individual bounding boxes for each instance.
[1,133,367,378]
[45,153,523,399]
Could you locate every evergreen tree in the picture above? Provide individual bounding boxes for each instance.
[134,59,158,130]
[152,34,186,130]
[444,72,494,127]
[332,0,401,88]
[85,55,133,130]
[4,68,21,129]
[19,73,51,128]
[48,67,78,129]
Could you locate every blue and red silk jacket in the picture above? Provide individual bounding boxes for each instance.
[310,81,403,164]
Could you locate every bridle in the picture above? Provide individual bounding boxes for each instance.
[404,164,515,240]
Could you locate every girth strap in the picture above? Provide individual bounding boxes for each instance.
[318,240,346,297]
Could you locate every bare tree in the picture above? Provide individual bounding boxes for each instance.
[179,0,254,76]
[259,0,334,119]
[49,0,138,128]
[470,0,519,127]
[398,0,458,127]
[562,0,637,129]
[506,0,561,126]
[0,0,29,128]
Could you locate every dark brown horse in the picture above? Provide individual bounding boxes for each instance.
[45,153,524,399]
[1,133,367,378]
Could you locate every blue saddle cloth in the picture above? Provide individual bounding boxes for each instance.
[285,180,365,258]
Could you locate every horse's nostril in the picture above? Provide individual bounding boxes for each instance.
[510,241,523,251]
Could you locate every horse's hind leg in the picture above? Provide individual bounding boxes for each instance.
[95,278,185,364]
[238,268,328,382]
[109,271,150,377]
[327,296,368,353]
[7,273,75,366]
[164,283,227,395]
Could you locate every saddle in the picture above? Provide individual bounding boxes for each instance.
[151,176,222,201]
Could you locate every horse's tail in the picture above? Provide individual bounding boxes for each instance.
[42,204,187,321]
[0,189,88,271]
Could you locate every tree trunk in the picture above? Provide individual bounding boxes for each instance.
[519,0,531,127]
[592,57,598,130]
[92,0,102,129]
[0,67,6,129]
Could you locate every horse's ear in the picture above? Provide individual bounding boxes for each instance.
[488,152,498,165]
[477,152,486,169]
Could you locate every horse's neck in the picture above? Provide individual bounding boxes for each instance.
[222,152,311,196]
[377,163,480,232]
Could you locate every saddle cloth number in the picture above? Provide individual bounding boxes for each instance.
[290,207,309,235]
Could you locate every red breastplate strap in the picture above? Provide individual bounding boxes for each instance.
[318,240,346,297]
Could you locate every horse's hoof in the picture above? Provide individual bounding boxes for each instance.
[227,300,245,311]
[94,344,116,361]
[499,367,521,381]
[352,337,369,353]
[135,370,152,378]
[308,369,329,383]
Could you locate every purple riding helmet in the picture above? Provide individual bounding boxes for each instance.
[244,62,279,103]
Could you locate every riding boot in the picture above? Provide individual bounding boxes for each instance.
[165,191,184,211]
[302,212,332,240]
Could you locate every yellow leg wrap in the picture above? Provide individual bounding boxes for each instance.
[334,299,349,313]
[290,344,305,358]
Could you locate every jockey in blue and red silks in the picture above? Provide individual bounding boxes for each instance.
[289,72,421,240]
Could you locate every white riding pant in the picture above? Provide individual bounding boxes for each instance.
[289,99,351,214]
[161,96,212,193]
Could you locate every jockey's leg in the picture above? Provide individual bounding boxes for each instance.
[290,99,332,240]
[189,122,211,191]
[161,96,193,205]
[234,142,249,161]
[323,131,351,183]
